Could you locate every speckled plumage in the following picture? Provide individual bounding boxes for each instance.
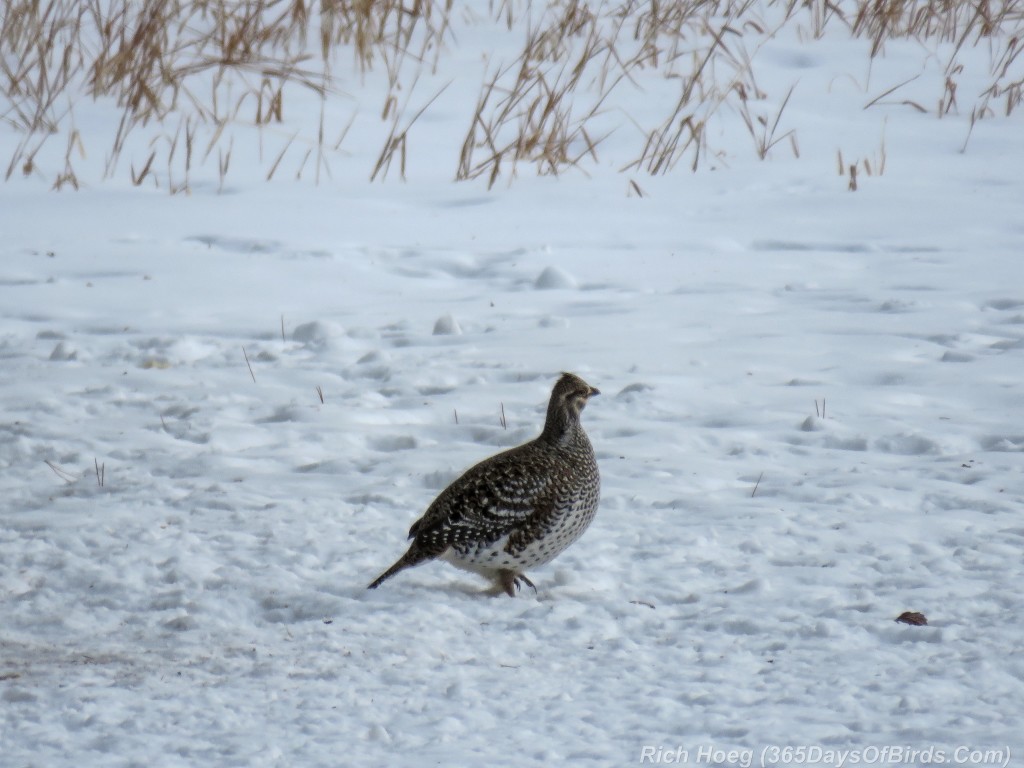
[367,372,601,596]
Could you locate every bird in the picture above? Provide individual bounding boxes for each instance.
[367,372,601,597]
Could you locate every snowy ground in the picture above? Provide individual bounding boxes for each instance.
[2,4,1024,767]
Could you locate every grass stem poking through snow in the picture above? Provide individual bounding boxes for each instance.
[44,459,77,485]
[243,346,256,383]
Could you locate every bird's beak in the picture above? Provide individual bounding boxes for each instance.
[588,387,600,397]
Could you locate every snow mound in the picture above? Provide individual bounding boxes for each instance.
[292,321,339,346]
[535,266,577,289]
[432,314,462,335]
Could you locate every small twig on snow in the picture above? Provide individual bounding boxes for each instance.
[243,346,256,383]
[44,459,77,484]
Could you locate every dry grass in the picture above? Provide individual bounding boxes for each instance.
[0,0,453,190]
[838,121,887,191]
[1,0,1021,190]
[457,2,620,186]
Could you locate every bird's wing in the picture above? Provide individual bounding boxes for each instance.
[408,445,554,545]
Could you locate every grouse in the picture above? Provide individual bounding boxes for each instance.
[367,372,601,596]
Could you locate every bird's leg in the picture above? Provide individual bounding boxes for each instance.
[498,569,518,597]
[498,569,537,597]
[516,573,537,595]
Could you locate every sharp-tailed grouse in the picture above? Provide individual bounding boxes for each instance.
[367,372,601,596]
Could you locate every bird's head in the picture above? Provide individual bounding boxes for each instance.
[541,372,599,441]
[554,372,600,417]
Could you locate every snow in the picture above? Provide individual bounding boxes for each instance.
[2,2,1024,766]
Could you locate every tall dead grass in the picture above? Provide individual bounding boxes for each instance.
[0,0,453,190]
[1,0,1021,190]
[458,0,1022,183]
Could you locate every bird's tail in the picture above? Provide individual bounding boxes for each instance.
[367,548,428,590]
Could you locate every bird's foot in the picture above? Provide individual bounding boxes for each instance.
[498,569,537,598]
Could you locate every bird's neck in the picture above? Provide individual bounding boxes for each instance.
[540,408,579,445]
